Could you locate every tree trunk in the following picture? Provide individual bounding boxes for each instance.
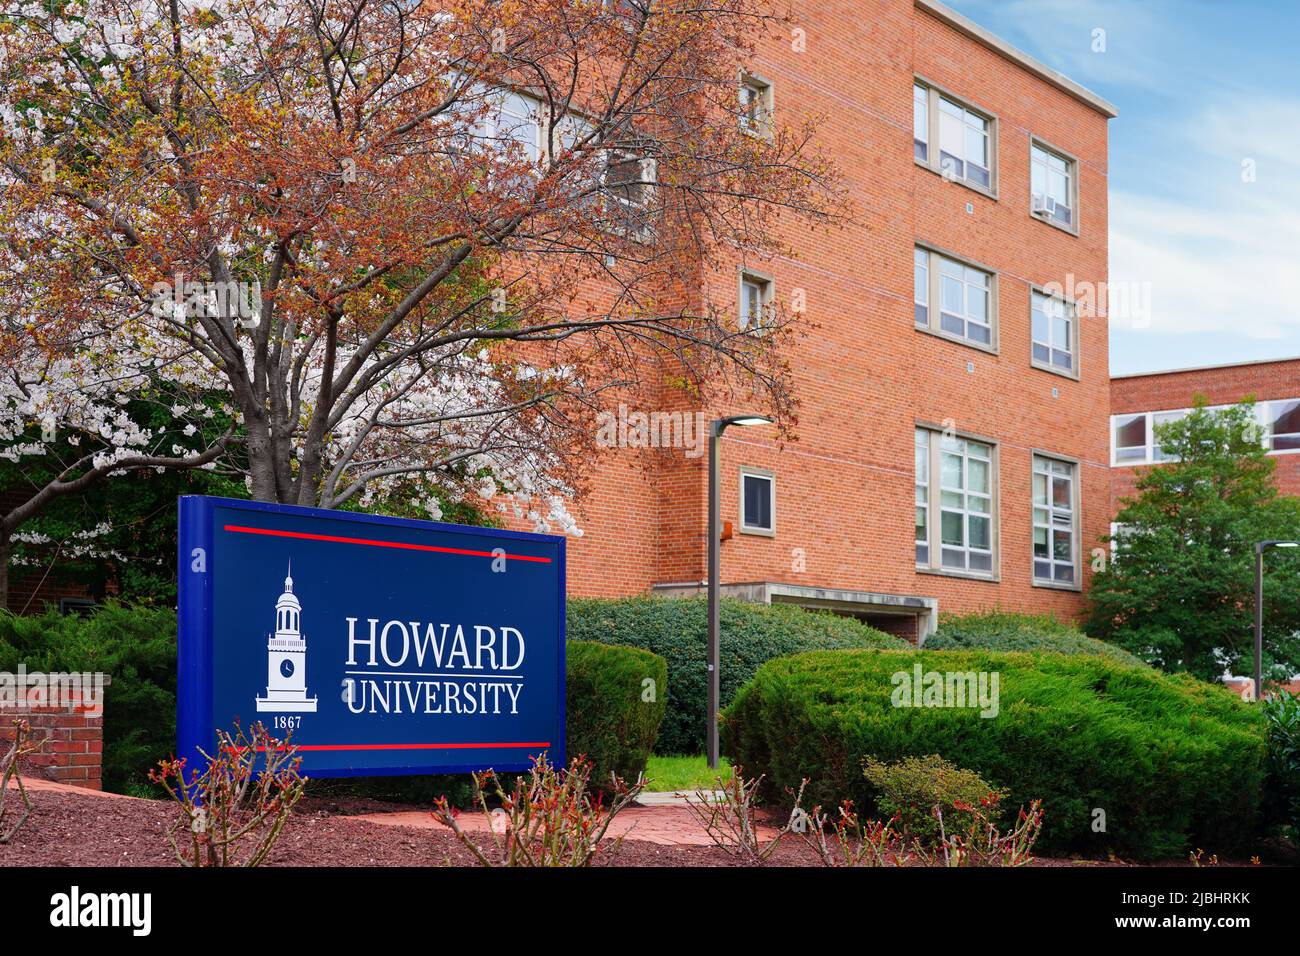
[0,524,10,613]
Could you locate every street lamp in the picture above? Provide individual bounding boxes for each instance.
[1254,540,1300,701]
[707,414,773,769]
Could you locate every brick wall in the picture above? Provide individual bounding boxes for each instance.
[509,0,1115,626]
[1111,357,1300,515]
[1,688,105,791]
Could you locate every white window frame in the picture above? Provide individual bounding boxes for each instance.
[600,145,657,241]
[913,78,997,197]
[915,426,998,579]
[1108,400,1300,465]
[739,71,774,138]
[739,467,775,536]
[1029,137,1079,235]
[914,245,997,352]
[1032,454,1080,589]
[738,269,774,330]
[1030,287,1078,378]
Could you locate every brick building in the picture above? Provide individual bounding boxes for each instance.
[539,0,1118,640]
[1110,356,1300,514]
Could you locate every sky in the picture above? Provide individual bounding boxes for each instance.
[944,0,1300,376]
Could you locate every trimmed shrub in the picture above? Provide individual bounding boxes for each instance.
[863,754,1004,846]
[0,605,177,795]
[567,596,905,754]
[1263,689,1300,839]
[926,610,1146,668]
[566,641,666,789]
[722,649,1266,859]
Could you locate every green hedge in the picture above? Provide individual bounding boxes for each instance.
[566,641,666,788]
[568,597,906,754]
[0,605,176,795]
[925,610,1146,667]
[722,648,1266,859]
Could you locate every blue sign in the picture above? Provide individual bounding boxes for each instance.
[177,496,566,777]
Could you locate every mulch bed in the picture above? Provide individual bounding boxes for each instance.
[0,787,1257,867]
[0,788,828,867]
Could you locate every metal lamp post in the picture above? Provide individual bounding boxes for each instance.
[1254,540,1300,701]
[707,414,773,769]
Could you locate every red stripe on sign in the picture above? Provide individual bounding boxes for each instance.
[222,524,552,563]
[257,742,550,752]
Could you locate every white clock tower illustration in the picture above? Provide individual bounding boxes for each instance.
[256,561,318,713]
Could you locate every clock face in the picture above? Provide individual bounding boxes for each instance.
[280,658,295,679]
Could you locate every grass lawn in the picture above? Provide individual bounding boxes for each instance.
[642,754,733,793]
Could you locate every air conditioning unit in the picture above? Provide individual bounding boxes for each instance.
[1032,194,1056,217]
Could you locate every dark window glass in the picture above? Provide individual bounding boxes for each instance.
[743,474,773,530]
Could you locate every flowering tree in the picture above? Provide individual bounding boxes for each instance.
[0,0,845,563]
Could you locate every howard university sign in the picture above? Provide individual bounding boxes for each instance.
[177,496,566,777]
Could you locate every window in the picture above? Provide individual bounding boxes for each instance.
[1150,410,1187,461]
[913,84,928,162]
[1030,140,1076,230]
[739,271,772,329]
[915,430,930,565]
[913,247,928,326]
[601,147,656,238]
[1032,456,1078,585]
[914,246,995,349]
[740,468,774,534]
[1264,399,1300,451]
[1112,413,1148,464]
[914,81,994,192]
[486,90,543,163]
[739,73,773,137]
[915,428,995,576]
[1031,290,1076,374]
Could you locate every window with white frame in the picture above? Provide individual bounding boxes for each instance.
[915,430,930,565]
[1107,403,1298,465]
[739,271,772,329]
[601,146,656,237]
[740,468,774,534]
[1111,413,1149,463]
[484,90,543,163]
[913,83,929,162]
[915,428,995,575]
[914,247,994,348]
[913,81,993,191]
[1032,456,1078,585]
[1031,290,1076,374]
[1030,141,1076,229]
[913,247,929,327]
[739,73,773,136]
[1263,399,1300,451]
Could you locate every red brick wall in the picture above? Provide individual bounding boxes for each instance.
[1111,358,1300,514]
[1,694,104,791]
[528,0,1113,626]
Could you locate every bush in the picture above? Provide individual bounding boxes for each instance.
[722,648,1266,860]
[863,754,1004,846]
[0,605,177,795]
[926,610,1146,668]
[1263,689,1300,839]
[568,597,905,754]
[566,641,666,789]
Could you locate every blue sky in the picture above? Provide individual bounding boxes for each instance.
[945,0,1300,375]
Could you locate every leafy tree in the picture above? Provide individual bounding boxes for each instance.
[1088,398,1300,683]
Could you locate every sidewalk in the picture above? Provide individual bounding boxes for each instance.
[347,792,773,848]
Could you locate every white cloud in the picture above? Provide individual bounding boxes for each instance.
[1109,95,1300,342]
